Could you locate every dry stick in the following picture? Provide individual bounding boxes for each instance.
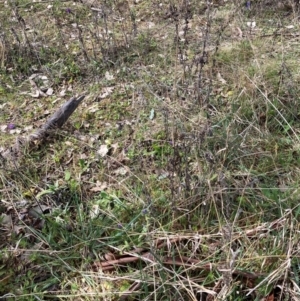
[30,94,86,139]
[1,94,85,160]
[94,220,288,300]
[93,217,286,276]
[93,251,267,279]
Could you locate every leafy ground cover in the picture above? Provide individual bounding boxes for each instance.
[1,0,300,300]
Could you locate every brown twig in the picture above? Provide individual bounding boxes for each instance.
[92,217,286,275]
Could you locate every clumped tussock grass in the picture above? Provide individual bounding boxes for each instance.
[1,0,300,300]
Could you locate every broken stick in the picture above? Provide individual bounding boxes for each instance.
[0,94,86,162]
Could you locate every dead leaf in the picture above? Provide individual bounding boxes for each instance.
[9,129,21,134]
[235,26,243,38]
[116,149,130,163]
[100,87,114,99]
[29,73,38,80]
[246,21,256,29]
[46,87,53,95]
[147,22,155,29]
[149,108,155,120]
[27,90,40,98]
[65,141,73,146]
[90,204,100,218]
[158,172,169,180]
[221,91,233,98]
[105,71,114,81]
[28,205,51,218]
[111,142,119,154]
[59,89,66,96]
[0,214,12,228]
[88,104,100,113]
[217,72,227,84]
[113,166,129,175]
[24,125,34,132]
[13,225,25,235]
[0,124,7,132]
[24,74,51,97]
[90,181,108,192]
[97,144,109,157]
[80,153,88,160]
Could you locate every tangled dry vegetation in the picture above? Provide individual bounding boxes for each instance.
[1,0,300,300]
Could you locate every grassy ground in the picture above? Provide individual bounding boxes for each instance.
[1,0,300,300]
